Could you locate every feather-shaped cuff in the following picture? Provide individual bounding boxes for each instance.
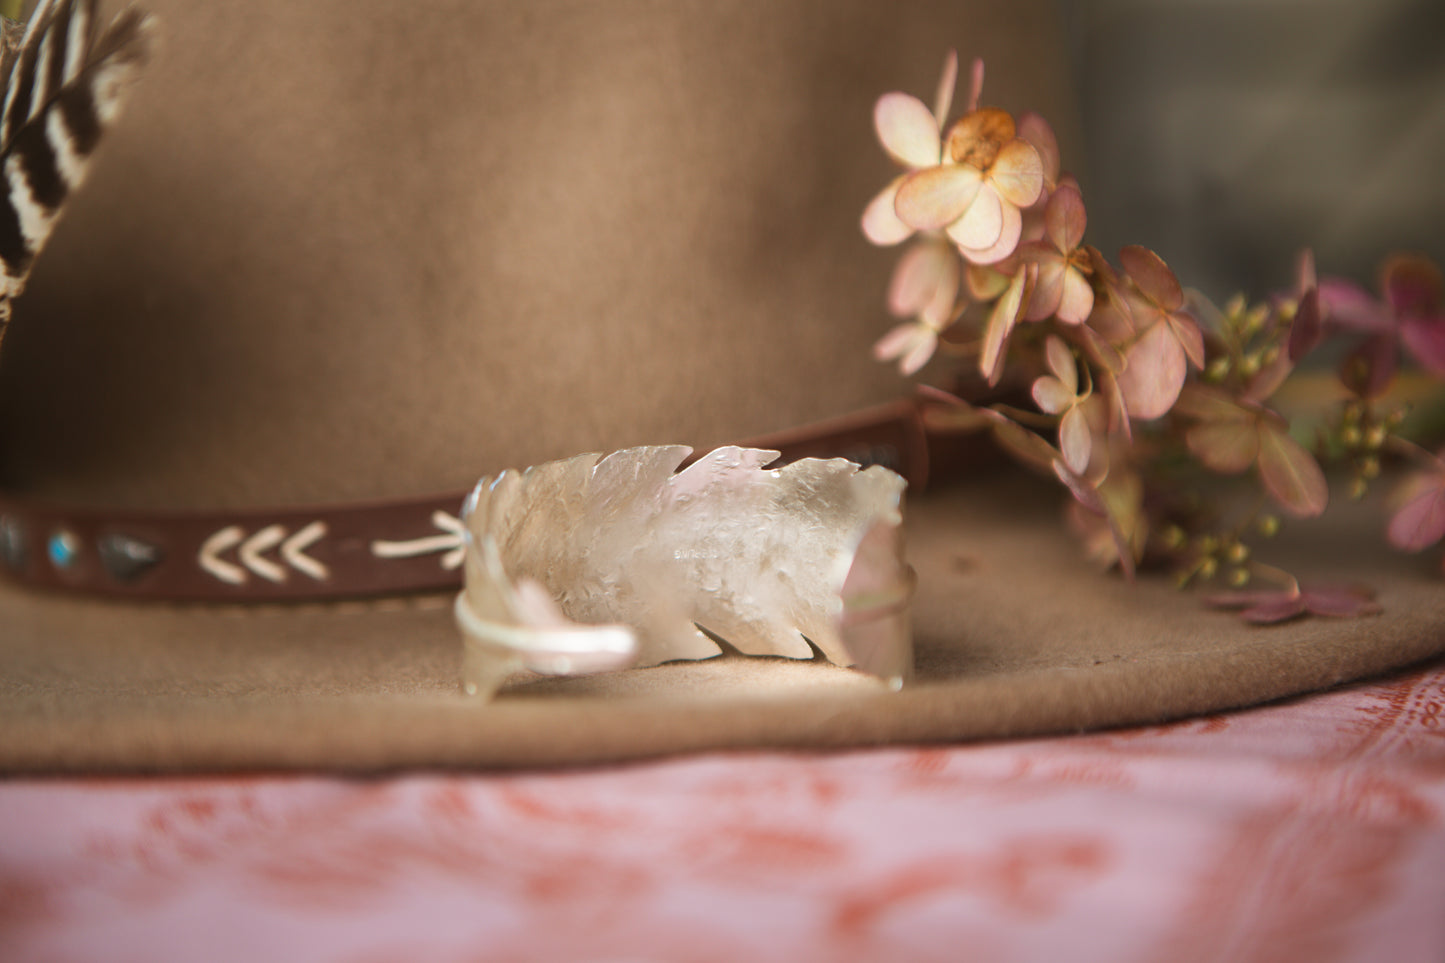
[455,446,915,700]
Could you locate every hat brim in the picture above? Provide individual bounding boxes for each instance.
[3,474,1443,773]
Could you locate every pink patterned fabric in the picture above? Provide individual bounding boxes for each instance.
[3,663,1444,963]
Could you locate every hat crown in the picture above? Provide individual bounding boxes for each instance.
[0,0,1078,510]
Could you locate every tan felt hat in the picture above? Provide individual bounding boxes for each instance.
[0,0,1440,773]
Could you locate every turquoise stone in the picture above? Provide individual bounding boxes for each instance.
[47,530,79,569]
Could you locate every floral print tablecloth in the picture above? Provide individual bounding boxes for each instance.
[3,661,1444,963]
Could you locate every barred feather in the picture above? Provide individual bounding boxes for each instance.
[0,0,150,345]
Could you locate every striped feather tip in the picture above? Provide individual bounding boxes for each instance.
[0,0,151,346]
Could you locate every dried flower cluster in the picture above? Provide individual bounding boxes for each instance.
[863,53,1445,622]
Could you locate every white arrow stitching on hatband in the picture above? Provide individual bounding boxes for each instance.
[198,521,331,585]
[281,522,328,580]
[370,511,465,570]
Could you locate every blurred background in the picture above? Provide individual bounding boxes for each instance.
[1066,0,1444,300]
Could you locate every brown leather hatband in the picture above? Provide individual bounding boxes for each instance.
[0,401,930,602]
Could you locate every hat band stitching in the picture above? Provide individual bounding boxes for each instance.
[0,400,931,603]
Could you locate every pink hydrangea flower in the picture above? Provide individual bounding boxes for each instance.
[1111,246,1206,420]
[872,237,962,375]
[893,107,1045,265]
[861,52,961,247]
[1031,335,1092,474]
[1020,185,1093,325]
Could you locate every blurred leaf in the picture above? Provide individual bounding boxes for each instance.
[1205,585,1379,624]
[1186,422,1260,474]
[1387,475,1445,552]
[1173,384,1248,422]
[1257,423,1328,518]
[1287,288,1322,362]
[1381,253,1443,319]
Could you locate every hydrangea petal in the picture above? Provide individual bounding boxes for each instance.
[1022,248,1064,322]
[945,183,1003,251]
[1382,253,1443,318]
[965,57,985,114]
[895,165,982,231]
[1387,479,1445,552]
[1053,459,1105,514]
[1172,385,1250,422]
[991,139,1044,209]
[873,322,937,376]
[1244,349,1295,404]
[980,407,1058,473]
[965,263,1010,301]
[932,50,959,129]
[874,93,941,169]
[980,264,1030,386]
[1257,424,1328,518]
[862,178,914,246]
[1044,184,1087,253]
[1296,248,1318,294]
[1238,596,1309,624]
[1117,322,1186,420]
[1319,278,1390,332]
[1339,335,1397,399]
[887,241,950,318]
[1400,314,1445,375]
[1170,314,1207,369]
[1032,376,1074,415]
[1045,335,1077,393]
[1302,586,1381,618]
[1057,267,1095,326]
[1287,288,1322,362]
[899,332,938,375]
[1016,111,1060,186]
[1119,245,1184,311]
[958,200,1022,266]
[1059,406,1092,475]
[920,249,961,326]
